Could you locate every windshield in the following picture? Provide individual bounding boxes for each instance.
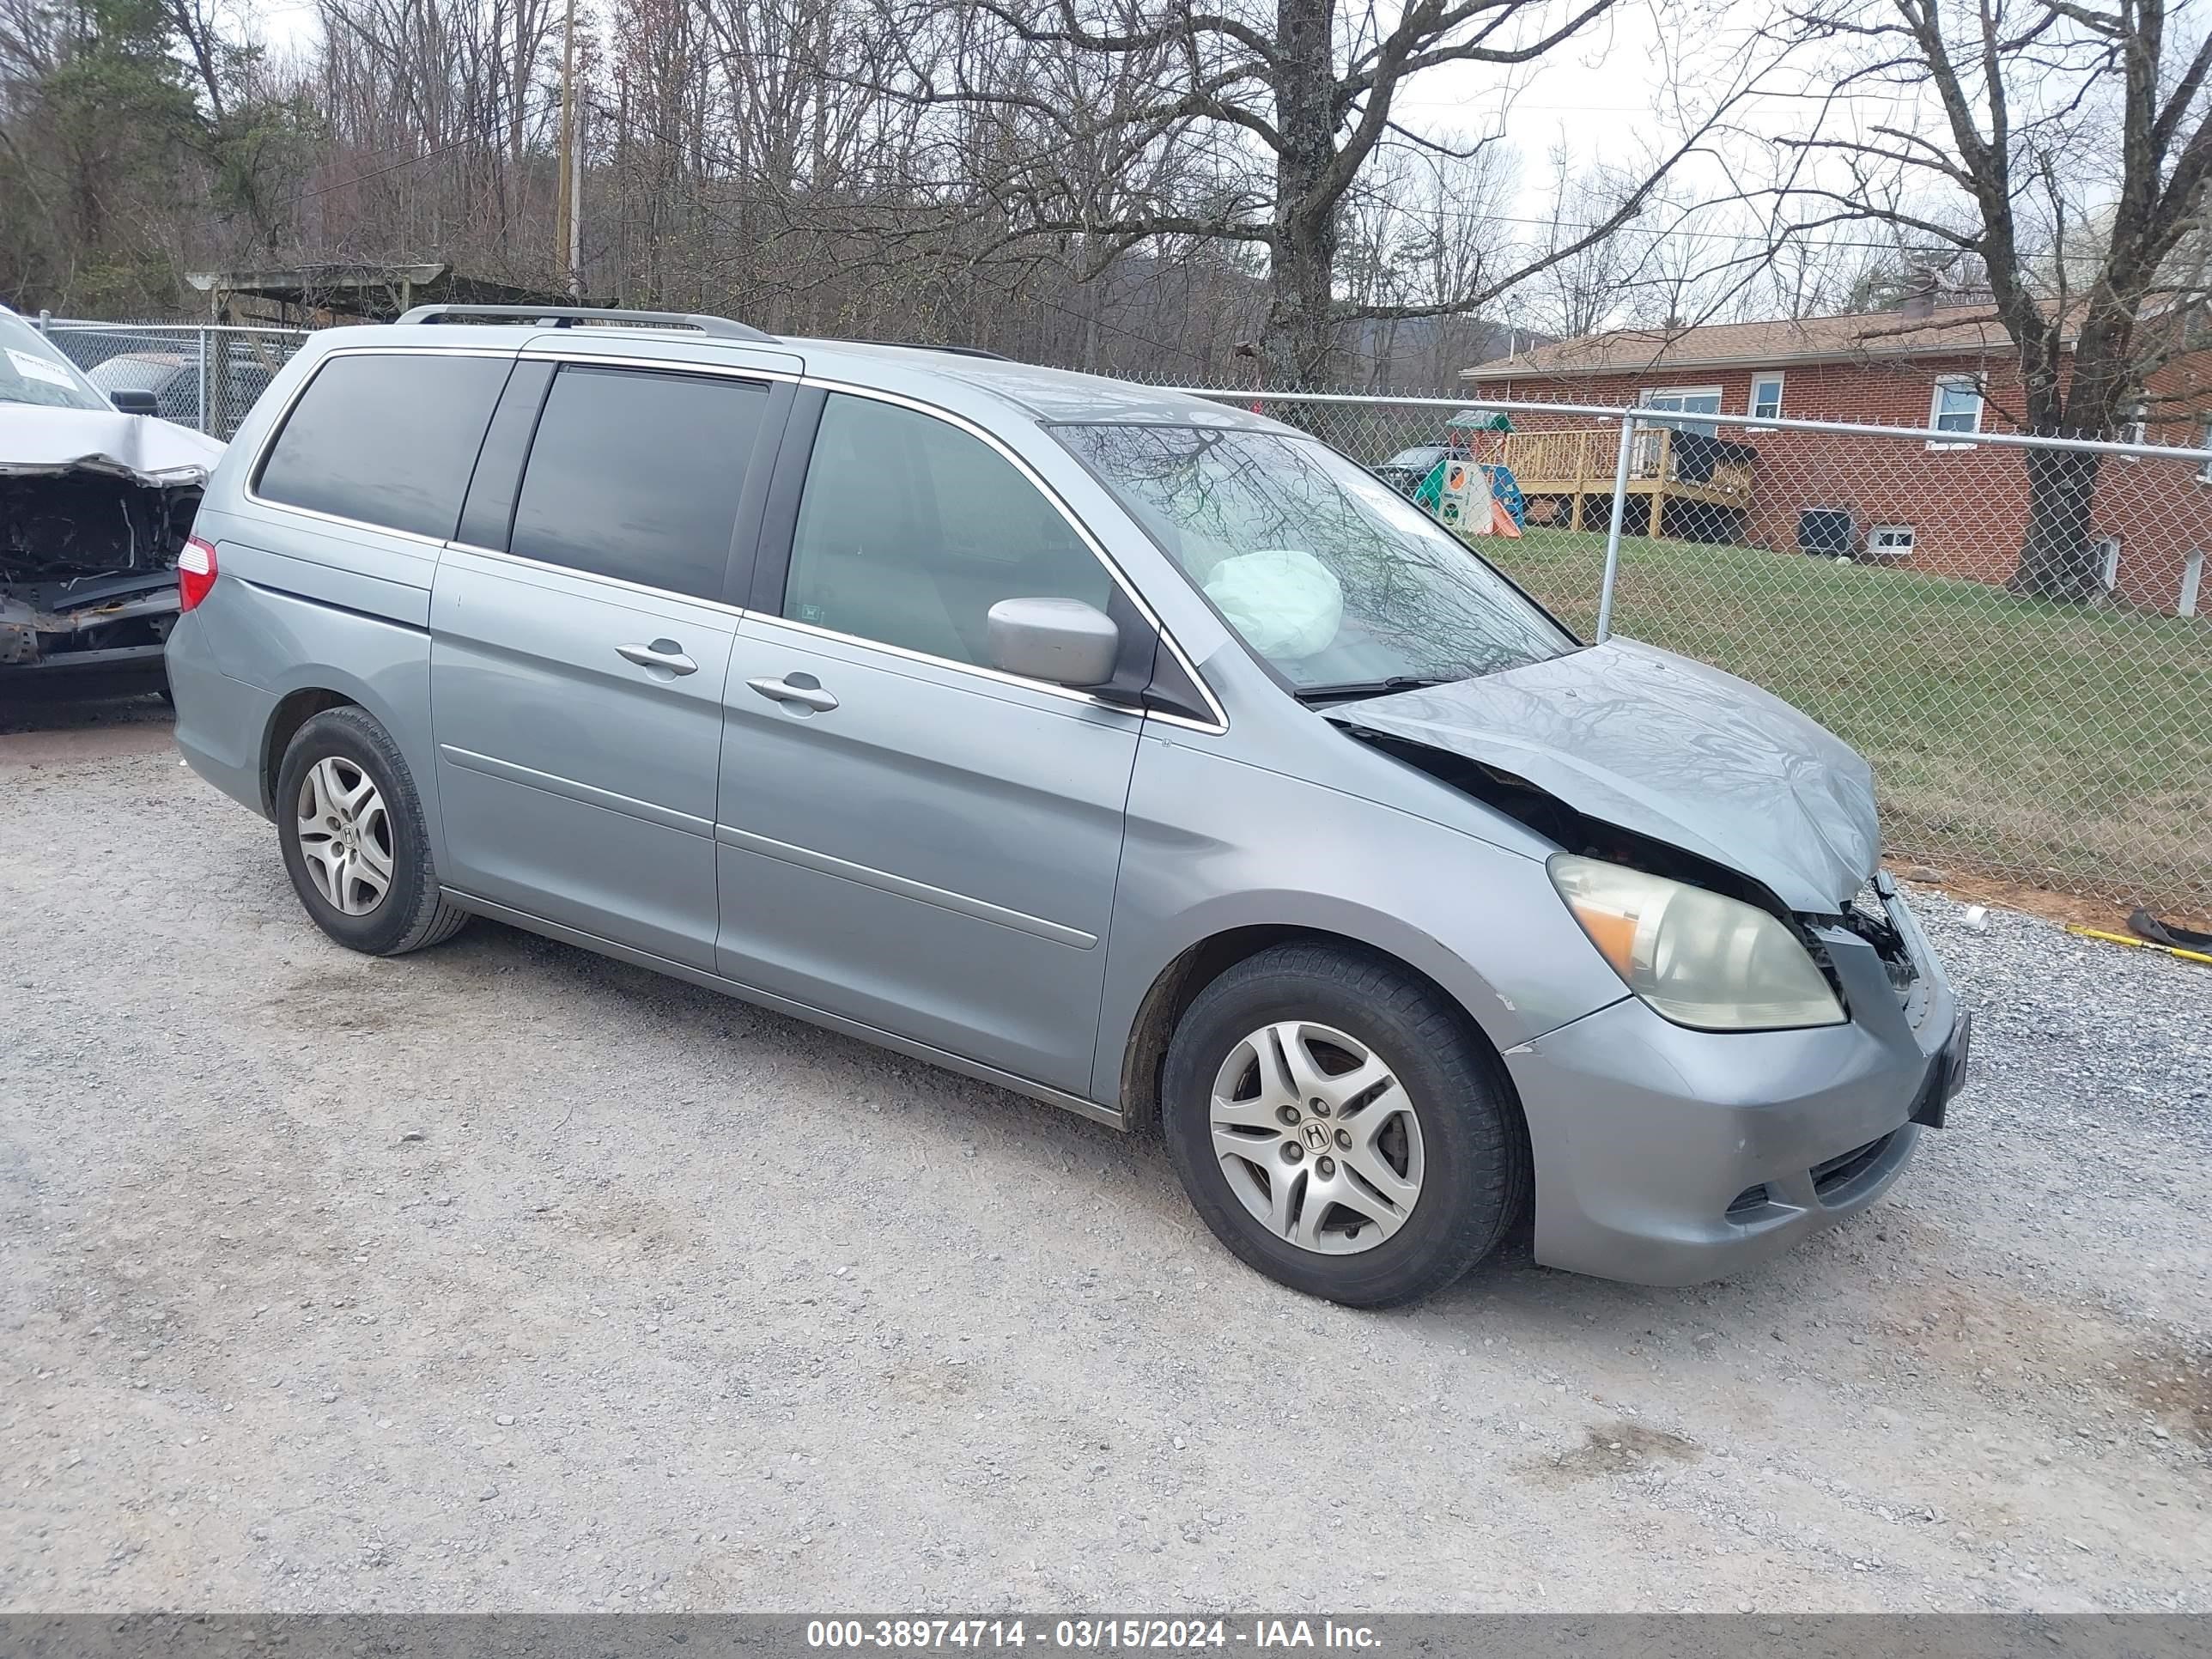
[0,312,107,411]
[1056,422,1576,693]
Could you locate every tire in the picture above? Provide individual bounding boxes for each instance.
[1160,943,1528,1308]
[274,705,470,957]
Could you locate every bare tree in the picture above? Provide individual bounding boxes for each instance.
[1519,140,1664,337]
[1768,0,2212,599]
[0,0,1768,391]
[863,0,1774,386]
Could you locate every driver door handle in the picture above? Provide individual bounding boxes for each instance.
[747,675,839,712]
[617,640,697,676]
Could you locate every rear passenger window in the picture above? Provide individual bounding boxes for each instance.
[781,393,1110,667]
[256,352,507,539]
[508,365,766,602]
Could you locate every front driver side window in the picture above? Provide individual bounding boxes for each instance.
[782,392,1112,669]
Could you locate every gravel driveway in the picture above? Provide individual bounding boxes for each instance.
[3,707,2206,1613]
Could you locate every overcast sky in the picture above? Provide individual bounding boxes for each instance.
[246,0,1953,258]
[252,0,1722,198]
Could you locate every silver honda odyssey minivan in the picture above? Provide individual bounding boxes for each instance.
[167,306,1970,1307]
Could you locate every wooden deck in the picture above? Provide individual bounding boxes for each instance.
[1492,426,1753,538]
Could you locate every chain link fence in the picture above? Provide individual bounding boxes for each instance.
[23,319,2206,911]
[1181,386,2211,916]
[33,317,309,441]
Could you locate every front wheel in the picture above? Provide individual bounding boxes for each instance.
[275,706,470,957]
[1161,943,1528,1308]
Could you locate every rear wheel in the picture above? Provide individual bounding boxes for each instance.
[1161,943,1526,1307]
[275,706,469,957]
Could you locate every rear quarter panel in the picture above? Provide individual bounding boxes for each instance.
[182,513,439,823]
[179,331,507,836]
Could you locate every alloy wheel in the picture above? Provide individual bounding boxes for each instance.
[295,756,393,916]
[1208,1020,1425,1255]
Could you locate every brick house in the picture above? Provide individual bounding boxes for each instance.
[1459,306,2212,617]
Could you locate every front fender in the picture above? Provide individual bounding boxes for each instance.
[1091,733,1629,1106]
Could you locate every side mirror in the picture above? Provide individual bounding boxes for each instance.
[108,388,160,417]
[987,596,1119,687]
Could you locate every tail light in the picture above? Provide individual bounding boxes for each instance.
[177,537,217,611]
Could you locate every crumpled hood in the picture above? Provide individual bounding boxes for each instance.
[0,404,224,483]
[1331,638,1880,913]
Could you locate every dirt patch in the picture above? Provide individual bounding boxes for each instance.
[556,1193,699,1261]
[1870,1272,2212,1452]
[257,982,402,1035]
[2118,1341,2212,1447]
[1526,1419,1703,1484]
[884,1358,980,1407]
[1887,860,2212,936]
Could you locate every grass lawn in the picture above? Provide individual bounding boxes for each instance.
[1478,526,2212,908]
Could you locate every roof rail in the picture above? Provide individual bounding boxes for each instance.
[394,303,777,343]
[859,339,1012,361]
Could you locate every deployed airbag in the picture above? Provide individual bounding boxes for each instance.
[1202,548,1342,660]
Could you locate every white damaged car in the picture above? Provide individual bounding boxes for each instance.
[1,305,226,696]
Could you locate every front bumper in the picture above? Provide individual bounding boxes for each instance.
[1507,876,1966,1286]
[0,573,179,684]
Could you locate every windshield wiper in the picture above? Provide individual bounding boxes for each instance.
[1291,676,1451,706]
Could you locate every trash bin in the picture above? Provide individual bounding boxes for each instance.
[1798,507,1855,556]
[1673,432,1759,484]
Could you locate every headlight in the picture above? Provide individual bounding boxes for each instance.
[1548,854,1846,1031]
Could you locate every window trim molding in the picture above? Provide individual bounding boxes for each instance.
[502,358,775,605]
[1926,374,1984,449]
[241,344,1228,736]
[1866,523,1917,559]
[1637,383,1725,410]
[1747,370,1784,428]
[439,540,751,623]
[788,372,1229,734]
[1635,383,1725,442]
[517,343,803,386]
[744,608,1154,720]
[243,344,522,538]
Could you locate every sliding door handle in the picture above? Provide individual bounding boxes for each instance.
[617,640,697,676]
[746,674,839,712]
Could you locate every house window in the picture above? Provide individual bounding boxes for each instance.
[1748,373,1784,424]
[1929,376,1983,447]
[2118,403,2147,461]
[1868,524,1916,559]
[1638,386,1723,439]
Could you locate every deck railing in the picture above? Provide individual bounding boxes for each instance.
[1482,424,1755,534]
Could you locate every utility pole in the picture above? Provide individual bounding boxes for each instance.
[554,0,579,294]
[568,101,585,295]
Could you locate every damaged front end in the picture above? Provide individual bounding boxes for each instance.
[2,446,211,688]
[1320,640,1885,916]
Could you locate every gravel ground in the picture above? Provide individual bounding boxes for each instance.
[2,708,2207,1613]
